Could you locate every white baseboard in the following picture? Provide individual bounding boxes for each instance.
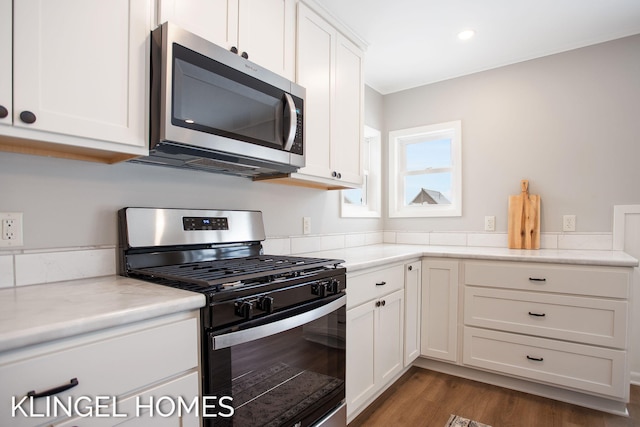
[412,358,629,417]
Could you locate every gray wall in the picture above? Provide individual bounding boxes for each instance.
[364,85,385,131]
[2,35,639,251]
[0,82,388,252]
[0,150,382,250]
[383,34,640,233]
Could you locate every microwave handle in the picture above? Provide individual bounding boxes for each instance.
[283,93,297,151]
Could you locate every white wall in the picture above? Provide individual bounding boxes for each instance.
[383,34,640,233]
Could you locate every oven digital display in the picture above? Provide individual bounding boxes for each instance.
[183,216,229,231]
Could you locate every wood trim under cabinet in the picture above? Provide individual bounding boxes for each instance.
[0,135,139,164]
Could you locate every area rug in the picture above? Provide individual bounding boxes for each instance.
[446,414,493,427]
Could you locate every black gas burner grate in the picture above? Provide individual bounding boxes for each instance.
[129,255,341,289]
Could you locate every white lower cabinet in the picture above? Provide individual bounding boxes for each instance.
[346,264,404,420]
[462,260,632,400]
[462,327,627,398]
[53,371,200,427]
[420,259,459,362]
[404,261,421,366]
[346,255,633,418]
[0,312,200,427]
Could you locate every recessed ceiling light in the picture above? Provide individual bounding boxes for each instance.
[458,30,475,40]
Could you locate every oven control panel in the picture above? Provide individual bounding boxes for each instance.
[183,216,229,231]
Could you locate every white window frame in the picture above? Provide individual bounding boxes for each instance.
[388,120,462,218]
[340,126,381,218]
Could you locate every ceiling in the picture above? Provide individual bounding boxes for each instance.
[313,0,640,94]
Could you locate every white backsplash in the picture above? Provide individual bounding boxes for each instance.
[0,256,14,288]
[0,231,615,288]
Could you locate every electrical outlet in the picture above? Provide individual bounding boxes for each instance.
[563,215,576,232]
[303,217,311,235]
[484,216,496,231]
[0,212,24,247]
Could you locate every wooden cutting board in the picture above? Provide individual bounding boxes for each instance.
[508,180,540,249]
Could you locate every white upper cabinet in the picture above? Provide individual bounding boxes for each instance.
[295,3,334,182]
[0,0,152,162]
[332,33,364,185]
[238,0,296,80]
[157,0,237,50]
[0,0,11,128]
[157,0,296,80]
[285,2,363,189]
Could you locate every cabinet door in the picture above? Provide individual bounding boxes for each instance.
[421,260,459,362]
[296,3,334,180]
[376,289,405,385]
[0,0,11,127]
[157,0,239,51]
[13,0,150,148]
[346,300,377,415]
[238,0,295,80]
[404,261,421,366]
[332,33,363,186]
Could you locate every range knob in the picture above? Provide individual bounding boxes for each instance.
[311,282,328,297]
[257,295,274,314]
[327,279,340,294]
[234,300,253,320]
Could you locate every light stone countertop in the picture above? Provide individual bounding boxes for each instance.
[0,275,205,353]
[303,244,639,273]
[1,244,636,354]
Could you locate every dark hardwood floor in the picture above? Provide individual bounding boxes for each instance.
[349,367,640,427]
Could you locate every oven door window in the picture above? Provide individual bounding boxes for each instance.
[171,43,300,151]
[205,298,345,427]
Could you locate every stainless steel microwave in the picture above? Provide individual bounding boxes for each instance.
[132,22,305,178]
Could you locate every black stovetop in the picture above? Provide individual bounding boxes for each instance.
[128,254,343,292]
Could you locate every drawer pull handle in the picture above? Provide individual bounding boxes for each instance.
[528,311,546,317]
[376,281,386,286]
[27,378,79,398]
[526,355,544,362]
[528,277,547,282]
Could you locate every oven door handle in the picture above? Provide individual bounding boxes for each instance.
[212,294,346,349]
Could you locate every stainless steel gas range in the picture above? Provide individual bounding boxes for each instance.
[118,208,346,427]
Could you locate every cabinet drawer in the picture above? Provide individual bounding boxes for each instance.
[464,287,628,348]
[463,327,626,398]
[53,371,200,427]
[347,265,404,308]
[464,261,630,298]
[1,316,198,427]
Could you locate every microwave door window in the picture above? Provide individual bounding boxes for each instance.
[173,58,284,149]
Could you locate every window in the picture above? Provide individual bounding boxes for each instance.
[341,126,381,217]
[388,121,462,217]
